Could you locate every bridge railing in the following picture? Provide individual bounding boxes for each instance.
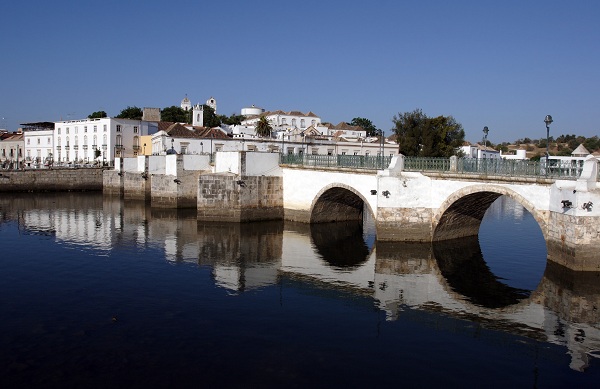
[280,154,393,170]
[281,153,595,179]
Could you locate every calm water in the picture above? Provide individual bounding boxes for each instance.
[0,193,598,388]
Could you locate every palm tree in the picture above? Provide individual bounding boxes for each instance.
[255,116,273,138]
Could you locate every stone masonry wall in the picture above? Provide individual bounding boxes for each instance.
[547,211,600,271]
[0,168,104,192]
[197,173,283,222]
[376,207,433,242]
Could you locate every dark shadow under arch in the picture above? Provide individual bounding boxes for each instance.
[433,191,502,241]
[310,186,367,223]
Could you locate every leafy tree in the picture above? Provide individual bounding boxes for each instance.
[202,105,221,128]
[392,109,465,157]
[116,106,143,120]
[255,116,273,138]
[161,106,189,123]
[88,111,107,119]
[350,117,379,137]
[220,113,245,126]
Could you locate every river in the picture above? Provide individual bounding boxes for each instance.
[0,193,598,388]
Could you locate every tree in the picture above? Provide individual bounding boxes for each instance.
[88,111,107,119]
[202,105,221,128]
[220,113,245,126]
[116,106,143,120]
[392,109,465,157]
[160,106,189,123]
[255,116,273,138]
[350,117,379,137]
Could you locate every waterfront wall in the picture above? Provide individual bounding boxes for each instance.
[0,168,104,192]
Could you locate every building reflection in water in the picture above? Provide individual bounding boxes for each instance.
[0,193,598,372]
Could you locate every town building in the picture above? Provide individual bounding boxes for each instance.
[54,117,156,165]
[21,122,55,167]
[460,143,501,159]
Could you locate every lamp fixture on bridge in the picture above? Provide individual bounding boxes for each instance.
[482,126,489,148]
[582,201,593,211]
[236,180,246,187]
[117,172,123,176]
[174,178,181,184]
[544,115,553,159]
[370,190,377,195]
[561,200,573,208]
[382,190,390,198]
[141,171,148,180]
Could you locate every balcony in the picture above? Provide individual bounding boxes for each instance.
[83,145,88,150]
[73,145,78,150]
[64,145,70,150]
[102,144,107,150]
[133,145,141,151]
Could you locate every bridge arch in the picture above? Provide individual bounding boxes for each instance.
[432,185,549,242]
[309,183,375,224]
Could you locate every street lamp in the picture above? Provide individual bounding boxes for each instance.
[201,142,203,154]
[544,115,553,175]
[482,126,489,157]
[544,115,553,158]
[171,138,175,153]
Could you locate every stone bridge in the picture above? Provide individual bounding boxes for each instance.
[106,152,600,271]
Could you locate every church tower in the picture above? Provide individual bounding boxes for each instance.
[192,103,204,127]
[206,97,217,113]
[181,95,192,111]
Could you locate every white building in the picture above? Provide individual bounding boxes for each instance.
[460,144,501,159]
[0,132,23,168]
[54,117,155,165]
[21,122,55,167]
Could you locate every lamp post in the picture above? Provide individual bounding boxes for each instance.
[544,115,553,175]
[201,142,203,154]
[482,126,489,157]
[171,138,175,153]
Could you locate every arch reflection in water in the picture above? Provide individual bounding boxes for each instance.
[433,236,531,308]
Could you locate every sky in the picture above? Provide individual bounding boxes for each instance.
[1,0,598,144]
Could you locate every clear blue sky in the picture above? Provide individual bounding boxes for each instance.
[1,0,598,144]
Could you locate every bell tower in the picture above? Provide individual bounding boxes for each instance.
[192,104,204,127]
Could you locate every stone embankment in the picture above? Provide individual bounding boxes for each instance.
[0,168,104,192]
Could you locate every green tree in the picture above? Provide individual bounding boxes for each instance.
[220,113,245,126]
[202,105,221,128]
[161,106,189,123]
[392,109,465,157]
[255,116,273,138]
[350,117,379,137]
[88,111,107,119]
[116,106,143,120]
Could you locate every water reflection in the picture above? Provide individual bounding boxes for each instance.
[433,237,531,308]
[0,193,598,373]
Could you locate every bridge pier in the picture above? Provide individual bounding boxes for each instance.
[197,152,284,222]
[546,157,600,271]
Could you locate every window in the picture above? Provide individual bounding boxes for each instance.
[282,118,287,125]
[84,126,87,133]
[301,119,305,128]
[103,125,107,132]
[93,125,97,133]
[47,137,51,144]
[66,127,69,134]
[58,128,61,135]
[37,138,40,145]
[292,119,296,127]
[133,126,138,134]
[327,149,334,156]
[57,137,61,146]
[27,139,30,145]
[75,126,78,134]
[116,135,122,146]
[116,125,122,132]
[215,144,223,152]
